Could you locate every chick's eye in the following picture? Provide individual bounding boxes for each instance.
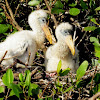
[64,30,68,33]
[42,18,46,22]
[42,19,45,22]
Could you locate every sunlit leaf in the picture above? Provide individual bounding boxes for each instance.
[0,8,3,11]
[9,90,15,97]
[25,70,31,86]
[63,86,73,93]
[60,68,70,76]
[69,8,80,16]
[2,69,14,87]
[57,60,62,75]
[0,98,4,100]
[90,37,100,46]
[0,12,6,17]
[84,26,97,31]
[91,18,99,25]
[0,86,4,93]
[95,51,100,58]
[76,60,88,80]
[95,6,100,11]
[19,73,23,82]
[28,0,40,6]
[10,83,22,98]
[69,2,77,7]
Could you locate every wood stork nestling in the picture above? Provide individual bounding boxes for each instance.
[45,22,79,73]
[0,9,52,67]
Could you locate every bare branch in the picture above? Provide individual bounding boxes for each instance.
[4,0,23,31]
[44,0,58,27]
[0,51,7,64]
[89,92,100,100]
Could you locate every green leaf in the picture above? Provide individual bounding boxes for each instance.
[0,86,4,93]
[54,0,64,8]
[10,83,22,98]
[80,0,88,9]
[19,73,23,82]
[93,83,100,94]
[60,68,70,76]
[51,8,65,14]
[57,98,60,100]
[91,18,99,25]
[2,69,14,86]
[37,99,43,100]
[25,70,31,86]
[95,6,100,11]
[57,60,62,75]
[76,60,88,80]
[94,73,100,83]
[63,86,73,93]
[0,8,3,11]
[28,83,39,97]
[91,59,100,66]
[69,2,77,7]
[95,51,100,58]
[28,0,40,6]
[0,24,10,34]
[95,46,100,52]
[0,18,3,23]
[0,12,6,17]
[90,37,100,46]
[0,98,4,100]
[84,26,97,31]
[65,0,68,3]
[9,90,15,97]
[69,8,80,16]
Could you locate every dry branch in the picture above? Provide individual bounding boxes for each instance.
[44,0,58,27]
[0,51,7,64]
[4,0,23,31]
[89,92,100,100]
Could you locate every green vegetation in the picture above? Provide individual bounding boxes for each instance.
[0,0,100,99]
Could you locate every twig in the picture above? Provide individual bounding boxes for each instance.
[44,0,58,27]
[90,66,97,90]
[31,67,39,76]
[39,76,58,98]
[88,92,100,100]
[76,31,87,47]
[0,3,21,31]
[51,0,57,7]
[27,47,31,66]
[0,51,7,64]
[5,88,10,100]
[14,4,20,16]
[73,29,76,45]
[4,0,23,31]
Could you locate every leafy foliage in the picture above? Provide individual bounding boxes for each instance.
[69,8,80,16]
[1,69,40,99]
[0,0,100,99]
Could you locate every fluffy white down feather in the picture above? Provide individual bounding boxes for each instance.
[0,10,48,67]
[45,23,79,73]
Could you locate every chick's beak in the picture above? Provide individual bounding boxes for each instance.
[42,24,52,44]
[65,35,75,55]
